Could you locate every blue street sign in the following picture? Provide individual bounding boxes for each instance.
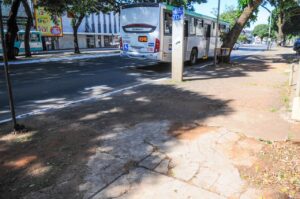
[124,44,129,51]
[172,7,184,21]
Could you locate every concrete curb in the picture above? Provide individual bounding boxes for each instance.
[292,97,300,121]
[0,51,120,66]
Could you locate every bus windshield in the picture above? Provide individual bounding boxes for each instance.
[121,4,160,34]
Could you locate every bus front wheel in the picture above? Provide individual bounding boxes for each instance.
[189,48,198,66]
[14,48,19,56]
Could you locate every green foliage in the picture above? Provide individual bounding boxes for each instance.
[252,24,269,39]
[269,0,300,35]
[219,1,260,29]
[219,6,239,28]
[282,11,300,35]
[37,0,116,17]
[37,0,208,19]
[238,34,248,43]
[237,0,260,26]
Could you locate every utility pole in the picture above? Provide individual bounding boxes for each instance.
[267,13,272,50]
[0,0,23,132]
[171,7,184,82]
[214,0,221,66]
[261,5,272,50]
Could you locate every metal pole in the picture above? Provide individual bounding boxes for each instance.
[0,1,19,131]
[296,60,300,97]
[214,0,221,66]
[289,64,294,86]
[267,12,272,50]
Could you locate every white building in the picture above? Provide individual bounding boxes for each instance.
[56,12,120,50]
[42,12,120,50]
[1,1,120,50]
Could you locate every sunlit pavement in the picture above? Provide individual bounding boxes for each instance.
[231,44,268,60]
[0,44,266,122]
[1,46,298,199]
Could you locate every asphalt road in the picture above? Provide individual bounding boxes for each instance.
[0,44,267,122]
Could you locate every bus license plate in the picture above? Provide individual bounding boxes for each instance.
[138,36,148,42]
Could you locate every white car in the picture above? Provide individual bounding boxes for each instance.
[233,43,241,50]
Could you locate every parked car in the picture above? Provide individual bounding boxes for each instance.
[233,42,241,50]
[293,38,300,54]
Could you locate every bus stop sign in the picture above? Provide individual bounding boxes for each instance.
[172,7,184,21]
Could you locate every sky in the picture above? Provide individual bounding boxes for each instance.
[194,0,273,30]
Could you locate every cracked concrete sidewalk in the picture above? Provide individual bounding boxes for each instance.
[1,47,299,199]
[80,122,263,199]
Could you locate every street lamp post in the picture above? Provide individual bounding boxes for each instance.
[261,5,272,50]
[214,0,221,66]
[267,10,272,50]
[0,0,23,132]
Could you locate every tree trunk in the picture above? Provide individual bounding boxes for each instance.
[222,0,263,62]
[72,15,84,54]
[6,0,21,60]
[22,0,33,57]
[277,12,285,46]
[73,26,80,54]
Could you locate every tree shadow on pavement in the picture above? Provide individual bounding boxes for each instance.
[0,82,233,199]
[1,49,292,198]
[184,55,272,82]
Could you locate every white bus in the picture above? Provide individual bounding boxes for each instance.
[120,3,229,65]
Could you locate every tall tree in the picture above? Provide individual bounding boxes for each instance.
[269,0,299,45]
[4,0,21,60]
[282,7,300,36]
[21,0,33,57]
[219,6,240,28]
[252,24,269,40]
[222,0,263,62]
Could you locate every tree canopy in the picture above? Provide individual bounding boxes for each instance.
[252,24,270,39]
[219,6,240,28]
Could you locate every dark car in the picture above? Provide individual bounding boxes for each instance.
[293,38,300,53]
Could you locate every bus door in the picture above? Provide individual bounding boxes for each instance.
[204,23,211,57]
[184,20,189,58]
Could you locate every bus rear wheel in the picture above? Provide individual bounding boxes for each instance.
[189,48,198,66]
[14,48,19,56]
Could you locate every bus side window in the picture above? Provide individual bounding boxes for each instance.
[212,22,216,37]
[189,17,196,35]
[164,12,172,35]
[184,20,188,37]
[205,24,211,38]
[196,20,203,36]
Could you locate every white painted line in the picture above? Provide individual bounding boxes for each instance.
[0,50,263,124]
[0,77,169,124]
[0,53,119,66]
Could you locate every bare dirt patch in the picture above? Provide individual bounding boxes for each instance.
[239,141,300,198]
[220,137,263,167]
[0,121,98,199]
[169,123,218,140]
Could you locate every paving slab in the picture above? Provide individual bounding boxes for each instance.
[92,168,226,199]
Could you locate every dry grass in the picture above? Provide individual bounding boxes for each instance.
[240,141,300,198]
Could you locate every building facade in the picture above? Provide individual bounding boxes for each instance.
[1,1,120,50]
[56,12,120,50]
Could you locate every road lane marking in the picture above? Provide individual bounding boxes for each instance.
[0,50,263,124]
[0,77,168,124]
[0,53,119,66]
